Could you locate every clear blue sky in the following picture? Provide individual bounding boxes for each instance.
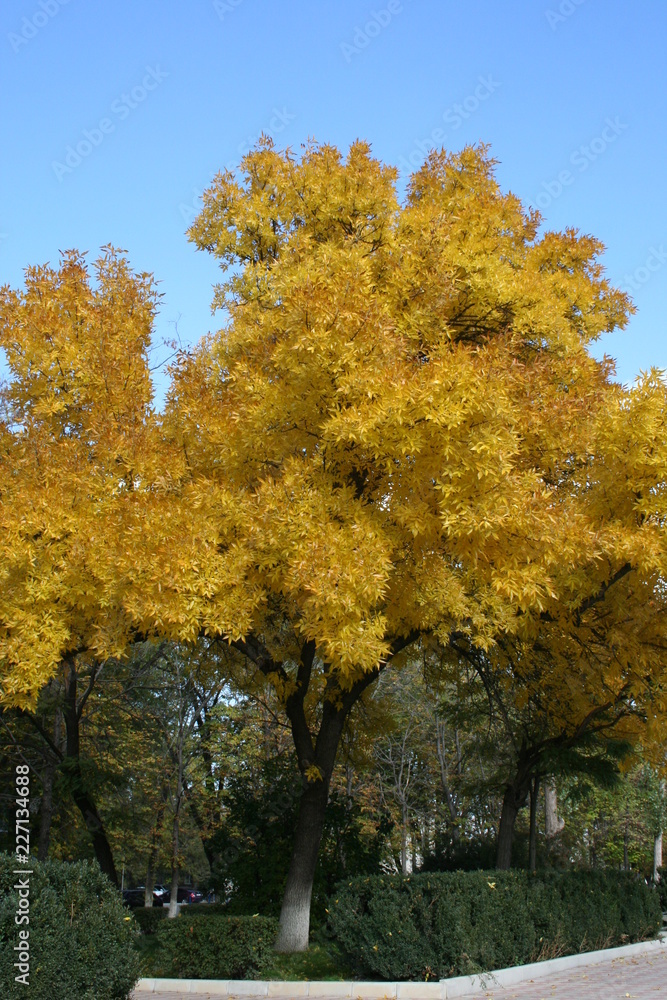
[1,0,665,407]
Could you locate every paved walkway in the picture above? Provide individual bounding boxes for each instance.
[132,949,667,999]
[461,948,667,999]
[133,955,667,1000]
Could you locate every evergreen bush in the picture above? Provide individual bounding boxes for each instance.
[156,913,278,979]
[0,853,139,1000]
[328,869,662,981]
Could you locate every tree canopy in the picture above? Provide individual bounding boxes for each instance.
[0,248,160,705]
[2,140,666,951]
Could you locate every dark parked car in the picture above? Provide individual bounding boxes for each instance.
[121,887,146,907]
[122,886,166,907]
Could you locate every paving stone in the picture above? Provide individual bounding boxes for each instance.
[131,950,667,1000]
[454,949,667,999]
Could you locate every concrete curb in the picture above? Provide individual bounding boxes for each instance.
[133,935,667,998]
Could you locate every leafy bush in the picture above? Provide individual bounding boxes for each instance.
[131,905,167,934]
[328,870,662,981]
[0,853,139,1000]
[156,913,278,979]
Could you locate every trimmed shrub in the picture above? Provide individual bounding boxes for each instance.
[0,853,140,1000]
[131,905,168,934]
[328,870,662,981]
[156,914,278,979]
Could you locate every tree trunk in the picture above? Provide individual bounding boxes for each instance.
[400,801,409,874]
[38,707,63,862]
[496,788,519,870]
[435,715,459,841]
[528,776,539,872]
[63,662,118,885]
[168,743,184,918]
[234,632,419,954]
[185,788,218,870]
[145,796,167,907]
[654,831,663,884]
[168,809,180,918]
[274,694,348,952]
[274,773,330,952]
[544,779,564,838]
[496,775,530,870]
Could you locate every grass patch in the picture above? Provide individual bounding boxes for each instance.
[269,943,352,981]
[134,931,169,977]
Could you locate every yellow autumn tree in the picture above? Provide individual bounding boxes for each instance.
[446,365,667,867]
[101,140,666,950]
[0,247,161,881]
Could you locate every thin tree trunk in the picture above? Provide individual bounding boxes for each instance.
[654,831,663,883]
[168,723,184,919]
[168,809,180,918]
[145,795,167,907]
[544,779,564,838]
[435,716,459,841]
[63,661,118,885]
[37,708,60,861]
[401,801,409,874]
[623,804,630,871]
[528,775,539,872]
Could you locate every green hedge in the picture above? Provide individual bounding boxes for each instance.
[0,853,139,1000]
[328,870,662,981]
[156,914,278,979]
